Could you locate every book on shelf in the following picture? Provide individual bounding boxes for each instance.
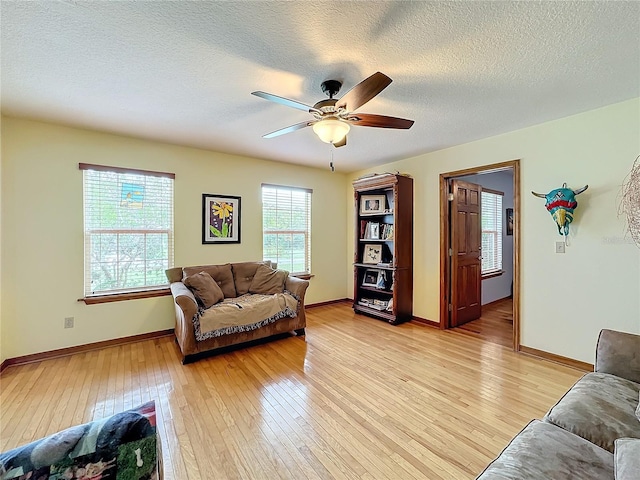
[358,298,390,309]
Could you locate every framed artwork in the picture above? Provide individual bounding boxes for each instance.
[360,195,386,215]
[202,194,241,244]
[363,243,382,264]
[506,208,514,236]
[369,223,380,239]
[362,269,380,287]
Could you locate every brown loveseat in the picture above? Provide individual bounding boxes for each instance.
[166,261,309,363]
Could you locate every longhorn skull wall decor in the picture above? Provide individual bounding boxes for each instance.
[532,183,588,238]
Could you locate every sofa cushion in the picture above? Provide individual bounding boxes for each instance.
[183,263,236,298]
[249,264,288,295]
[183,271,224,308]
[232,261,270,296]
[544,372,640,453]
[614,438,640,480]
[476,419,613,480]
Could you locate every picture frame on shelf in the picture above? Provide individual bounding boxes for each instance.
[369,223,380,239]
[362,244,382,264]
[202,194,241,244]
[362,269,381,287]
[360,195,386,215]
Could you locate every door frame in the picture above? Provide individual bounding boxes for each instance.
[439,159,521,351]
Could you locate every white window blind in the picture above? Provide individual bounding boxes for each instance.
[81,164,174,297]
[262,184,312,274]
[481,190,503,275]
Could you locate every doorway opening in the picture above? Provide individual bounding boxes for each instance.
[439,160,520,351]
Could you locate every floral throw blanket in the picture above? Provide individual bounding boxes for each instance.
[0,401,160,480]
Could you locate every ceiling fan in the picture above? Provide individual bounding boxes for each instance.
[251,72,414,148]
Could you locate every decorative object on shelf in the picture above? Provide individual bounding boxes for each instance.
[376,270,387,289]
[532,183,588,240]
[369,222,380,239]
[362,269,380,287]
[620,155,640,249]
[360,195,386,214]
[506,208,514,236]
[363,244,383,264]
[202,194,241,244]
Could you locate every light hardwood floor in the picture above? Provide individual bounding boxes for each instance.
[455,298,514,348]
[0,302,583,479]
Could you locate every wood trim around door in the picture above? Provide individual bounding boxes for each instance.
[439,159,521,351]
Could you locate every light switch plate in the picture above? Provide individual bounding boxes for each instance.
[555,242,565,254]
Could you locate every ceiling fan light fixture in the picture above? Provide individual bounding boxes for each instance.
[313,118,350,144]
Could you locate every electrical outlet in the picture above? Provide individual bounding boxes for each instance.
[64,317,74,329]
[555,242,566,254]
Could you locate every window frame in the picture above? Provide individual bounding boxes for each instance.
[481,188,504,278]
[261,183,312,276]
[79,163,174,304]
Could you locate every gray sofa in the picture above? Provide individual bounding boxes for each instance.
[477,329,640,480]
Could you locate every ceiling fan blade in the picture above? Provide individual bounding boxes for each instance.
[332,136,347,148]
[252,91,322,114]
[346,113,414,129]
[335,72,392,112]
[263,121,316,139]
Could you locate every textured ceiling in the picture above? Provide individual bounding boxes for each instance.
[2,1,639,172]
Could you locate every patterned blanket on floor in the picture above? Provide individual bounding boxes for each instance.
[0,401,161,480]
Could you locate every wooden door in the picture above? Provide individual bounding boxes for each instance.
[450,179,482,327]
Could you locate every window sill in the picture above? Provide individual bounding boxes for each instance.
[292,273,315,281]
[79,288,171,305]
[482,270,504,280]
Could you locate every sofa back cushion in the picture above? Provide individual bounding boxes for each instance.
[183,263,236,298]
[232,261,270,296]
[249,264,288,295]
[183,271,224,308]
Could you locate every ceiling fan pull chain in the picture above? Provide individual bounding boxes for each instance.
[330,145,335,172]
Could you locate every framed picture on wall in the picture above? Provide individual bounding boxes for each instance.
[202,194,241,244]
[506,208,514,236]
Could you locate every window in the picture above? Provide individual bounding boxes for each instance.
[80,163,174,299]
[481,189,503,275]
[262,184,312,274]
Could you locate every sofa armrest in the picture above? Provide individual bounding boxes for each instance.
[595,329,640,383]
[169,282,198,357]
[285,275,310,302]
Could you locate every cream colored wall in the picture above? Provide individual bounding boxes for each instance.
[1,117,347,359]
[347,98,640,363]
[0,115,4,363]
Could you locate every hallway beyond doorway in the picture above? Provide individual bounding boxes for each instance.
[453,298,513,348]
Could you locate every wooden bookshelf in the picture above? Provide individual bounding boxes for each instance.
[352,174,413,324]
